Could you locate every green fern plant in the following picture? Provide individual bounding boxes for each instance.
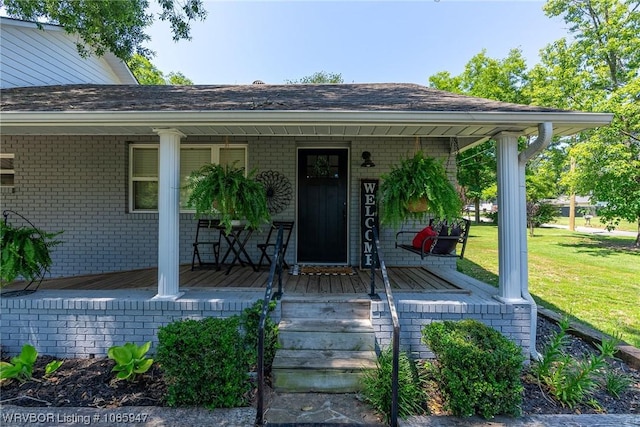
[379,151,462,228]
[0,221,62,287]
[184,163,271,234]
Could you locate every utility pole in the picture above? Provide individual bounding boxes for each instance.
[569,157,576,231]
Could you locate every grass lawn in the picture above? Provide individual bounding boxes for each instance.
[457,223,640,348]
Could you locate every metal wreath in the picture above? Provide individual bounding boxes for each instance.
[255,170,293,215]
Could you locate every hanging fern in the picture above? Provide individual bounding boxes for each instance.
[0,221,63,287]
[380,151,463,228]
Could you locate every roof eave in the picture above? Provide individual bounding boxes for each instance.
[0,110,614,129]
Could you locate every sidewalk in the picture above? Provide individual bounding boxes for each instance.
[3,402,640,427]
[542,223,637,238]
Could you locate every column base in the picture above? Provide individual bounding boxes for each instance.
[152,291,185,301]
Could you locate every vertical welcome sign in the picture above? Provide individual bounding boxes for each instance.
[360,179,380,269]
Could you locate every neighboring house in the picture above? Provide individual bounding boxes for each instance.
[0,17,136,88]
[0,22,613,366]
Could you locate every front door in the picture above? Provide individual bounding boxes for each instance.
[297,148,348,264]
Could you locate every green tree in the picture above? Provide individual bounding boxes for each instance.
[285,71,344,84]
[429,49,531,224]
[531,0,640,245]
[0,0,207,61]
[127,54,193,85]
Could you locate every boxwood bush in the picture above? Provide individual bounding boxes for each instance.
[422,319,524,419]
[156,300,278,408]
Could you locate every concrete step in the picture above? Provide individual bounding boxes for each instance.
[278,329,376,351]
[280,297,371,320]
[272,298,377,393]
[272,349,377,370]
[272,349,377,393]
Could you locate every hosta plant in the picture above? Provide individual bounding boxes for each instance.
[0,344,38,382]
[107,342,154,381]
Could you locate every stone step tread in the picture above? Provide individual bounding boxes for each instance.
[281,303,371,319]
[272,369,367,393]
[278,331,376,351]
[273,349,378,370]
[279,318,373,332]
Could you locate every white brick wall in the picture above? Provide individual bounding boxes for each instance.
[371,295,532,359]
[0,290,279,358]
[0,290,530,360]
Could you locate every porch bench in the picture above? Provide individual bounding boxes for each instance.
[395,218,471,259]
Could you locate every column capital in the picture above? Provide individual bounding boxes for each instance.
[153,128,186,139]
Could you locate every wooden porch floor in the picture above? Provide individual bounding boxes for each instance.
[5,265,467,294]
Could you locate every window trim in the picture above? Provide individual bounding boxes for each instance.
[128,143,248,213]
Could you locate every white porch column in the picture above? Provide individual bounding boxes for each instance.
[153,128,185,300]
[495,132,522,302]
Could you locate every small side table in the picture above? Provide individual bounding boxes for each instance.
[216,224,257,275]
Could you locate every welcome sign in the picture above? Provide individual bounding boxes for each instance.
[360,179,380,269]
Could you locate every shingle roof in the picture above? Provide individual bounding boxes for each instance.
[0,83,566,113]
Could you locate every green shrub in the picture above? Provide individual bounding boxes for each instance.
[360,347,427,423]
[239,299,279,371]
[156,300,279,409]
[157,316,250,408]
[422,319,524,419]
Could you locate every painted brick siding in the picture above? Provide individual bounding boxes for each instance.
[371,295,532,359]
[0,134,456,278]
[0,291,530,360]
[0,290,279,358]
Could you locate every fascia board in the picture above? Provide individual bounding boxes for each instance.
[0,110,614,128]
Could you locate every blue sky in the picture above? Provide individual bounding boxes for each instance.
[145,0,570,85]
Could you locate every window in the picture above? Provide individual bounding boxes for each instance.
[129,144,247,212]
[0,153,15,187]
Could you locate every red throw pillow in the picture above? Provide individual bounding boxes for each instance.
[412,226,437,250]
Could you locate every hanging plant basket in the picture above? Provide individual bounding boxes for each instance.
[380,151,462,229]
[407,197,428,213]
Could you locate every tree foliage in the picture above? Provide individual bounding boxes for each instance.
[530,0,640,245]
[429,49,531,223]
[285,71,344,84]
[126,54,193,85]
[0,0,207,60]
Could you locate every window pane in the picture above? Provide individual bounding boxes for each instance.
[133,181,158,210]
[180,148,211,208]
[0,157,14,170]
[220,148,246,170]
[1,173,14,186]
[133,148,158,177]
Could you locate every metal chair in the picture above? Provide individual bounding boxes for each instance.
[191,219,221,270]
[257,221,294,270]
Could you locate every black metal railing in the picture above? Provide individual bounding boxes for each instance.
[255,224,284,426]
[370,226,400,427]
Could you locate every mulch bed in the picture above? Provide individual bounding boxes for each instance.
[1,316,639,415]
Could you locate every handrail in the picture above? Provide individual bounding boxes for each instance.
[255,224,284,426]
[370,226,400,427]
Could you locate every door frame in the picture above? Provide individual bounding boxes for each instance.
[295,145,351,265]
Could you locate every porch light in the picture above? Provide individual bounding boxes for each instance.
[361,151,375,167]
